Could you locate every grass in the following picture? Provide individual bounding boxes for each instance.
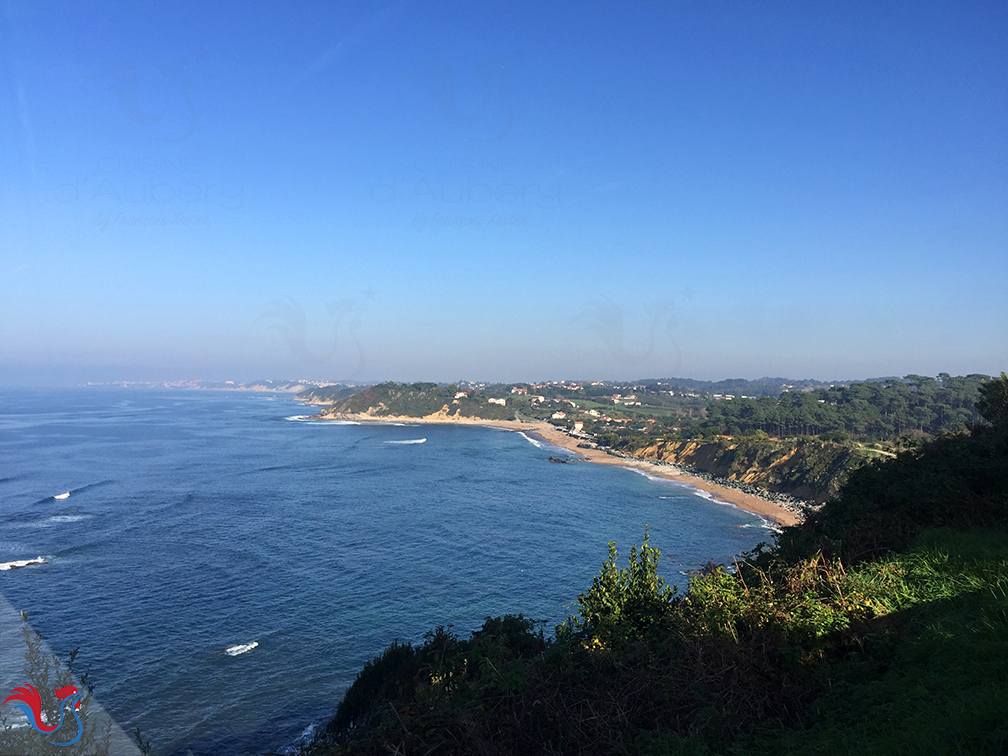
[753,529,1008,756]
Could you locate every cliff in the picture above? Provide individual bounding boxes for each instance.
[624,436,864,502]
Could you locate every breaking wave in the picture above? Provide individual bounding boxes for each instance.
[0,557,45,571]
[224,641,258,656]
[518,432,544,449]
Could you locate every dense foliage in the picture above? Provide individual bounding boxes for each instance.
[317,382,527,421]
[977,372,1008,429]
[302,379,1008,756]
[703,374,988,440]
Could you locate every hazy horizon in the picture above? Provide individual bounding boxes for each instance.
[0,368,997,391]
[2,3,1005,387]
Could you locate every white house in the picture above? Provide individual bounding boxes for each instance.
[488,397,506,406]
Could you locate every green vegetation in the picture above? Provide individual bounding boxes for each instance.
[704,374,988,440]
[601,434,863,502]
[977,372,1008,429]
[302,375,990,443]
[315,382,532,422]
[299,384,360,404]
[301,376,1008,756]
[303,375,991,502]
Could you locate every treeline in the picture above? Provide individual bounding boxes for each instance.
[300,384,360,404]
[300,376,1008,756]
[703,373,989,440]
[317,382,519,422]
[635,376,832,398]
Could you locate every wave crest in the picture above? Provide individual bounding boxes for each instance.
[0,557,45,571]
[224,641,258,656]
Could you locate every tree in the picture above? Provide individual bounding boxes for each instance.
[976,372,1008,429]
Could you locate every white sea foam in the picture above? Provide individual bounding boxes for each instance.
[518,432,545,449]
[623,466,665,484]
[54,492,70,500]
[292,722,317,749]
[44,515,89,524]
[224,641,258,656]
[385,438,427,445]
[289,416,362,425]
[672,482,779,530]
[637,470,753,515]
[690,488,718,502]
[740,519,779,532]
[0,557,45,571]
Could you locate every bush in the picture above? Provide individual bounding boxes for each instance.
[557,526,677,645]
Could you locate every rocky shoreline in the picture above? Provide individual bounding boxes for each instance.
[594,446,816,520]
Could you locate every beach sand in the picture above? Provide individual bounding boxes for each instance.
[320,412,801,527]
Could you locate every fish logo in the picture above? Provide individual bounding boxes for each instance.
[2,683,85,746]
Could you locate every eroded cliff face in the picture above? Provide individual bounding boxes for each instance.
[629,437,862,502]
[319,402,388,418]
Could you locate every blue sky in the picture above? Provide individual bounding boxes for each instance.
[1,1,1005,385]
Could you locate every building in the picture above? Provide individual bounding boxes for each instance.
[552,411,566,420]
[488,397,506,406]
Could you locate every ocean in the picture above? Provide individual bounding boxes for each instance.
[0,389,772,755]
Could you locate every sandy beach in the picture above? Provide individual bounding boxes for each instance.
[320,412,801,527]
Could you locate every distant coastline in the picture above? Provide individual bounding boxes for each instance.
[313,411,802,527]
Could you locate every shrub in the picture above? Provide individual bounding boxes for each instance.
[558,526,677,645]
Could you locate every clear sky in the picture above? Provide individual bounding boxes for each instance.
[1,1,1005,386]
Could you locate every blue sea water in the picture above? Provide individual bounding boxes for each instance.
[0,389,773,755]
